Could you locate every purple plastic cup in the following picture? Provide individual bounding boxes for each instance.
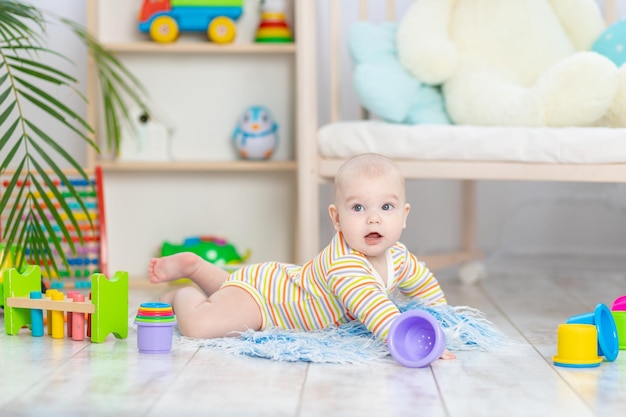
[135,321,176,353]
[387,310,446,368]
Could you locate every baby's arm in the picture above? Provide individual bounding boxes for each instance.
[394,248,455,360]
[330,272,401,341]
[333,275,456,361]
[396,251,447,305]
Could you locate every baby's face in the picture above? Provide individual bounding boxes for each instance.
[330,172,409,259]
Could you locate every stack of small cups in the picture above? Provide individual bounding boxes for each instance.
[134,302,177,354]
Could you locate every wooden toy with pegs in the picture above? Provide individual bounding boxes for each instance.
[2,265,128,343]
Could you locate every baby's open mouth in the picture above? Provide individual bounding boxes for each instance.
[366,232,382,239]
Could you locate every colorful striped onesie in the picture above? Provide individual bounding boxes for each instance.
[222,232,447,342]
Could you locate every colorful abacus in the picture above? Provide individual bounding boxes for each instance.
[0,166,108,288]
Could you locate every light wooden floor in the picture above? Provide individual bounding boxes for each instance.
[1,266,626,417]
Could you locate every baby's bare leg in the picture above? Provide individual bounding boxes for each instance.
[169,285,262,339]
[149,252,229,296]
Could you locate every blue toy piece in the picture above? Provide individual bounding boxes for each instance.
[232,105,278,160]
[566,303,619,362]
[592,19,626,67]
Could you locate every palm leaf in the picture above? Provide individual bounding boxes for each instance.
[0,1,150,277]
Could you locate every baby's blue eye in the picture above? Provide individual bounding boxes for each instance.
[382,203,393,211]
[352,204,364,212]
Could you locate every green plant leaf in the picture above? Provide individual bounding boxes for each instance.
[0,1,151,277]
[27,138,92,237]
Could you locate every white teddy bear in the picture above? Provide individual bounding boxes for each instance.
[397,0,626,127]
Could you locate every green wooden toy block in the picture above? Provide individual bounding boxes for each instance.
[90,271,129,343]
[3,265,41,335]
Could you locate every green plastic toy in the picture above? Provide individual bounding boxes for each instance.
[160,236,250,268]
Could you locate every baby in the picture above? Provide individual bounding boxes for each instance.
[149,153,455,359]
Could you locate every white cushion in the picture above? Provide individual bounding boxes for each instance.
[318,121,626,163]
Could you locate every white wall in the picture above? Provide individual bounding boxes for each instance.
[20,1,88,168]
[32,0,626,278]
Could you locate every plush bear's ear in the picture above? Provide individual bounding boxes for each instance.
[348,22,450,124]
[592,19,626,67]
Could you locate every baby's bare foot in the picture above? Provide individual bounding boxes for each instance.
[148,252,201,284]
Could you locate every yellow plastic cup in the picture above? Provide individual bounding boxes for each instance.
[612,311,626,350]
[553,323,602,368]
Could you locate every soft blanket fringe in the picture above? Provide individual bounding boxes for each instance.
[175,301,509,364]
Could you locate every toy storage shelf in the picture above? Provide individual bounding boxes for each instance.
[92,37,298,171]
[103,42,296,54]
[98,160,297,172]
[86,0,298,170]
[87,0,301,275]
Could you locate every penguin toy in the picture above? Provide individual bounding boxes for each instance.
[232,105,278,160]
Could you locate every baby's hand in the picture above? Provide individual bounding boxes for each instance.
[439,349,456,360]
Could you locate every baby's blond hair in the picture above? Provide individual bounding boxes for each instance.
[334,153,405,199]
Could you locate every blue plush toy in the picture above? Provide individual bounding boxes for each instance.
[348,22,451,125]
[232,105,278,160]
[592,19,626,67]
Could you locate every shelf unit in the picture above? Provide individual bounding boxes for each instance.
[102,42,297,54]
[85,0,301,276]
[86,0,298,169]
[96,160,297,172]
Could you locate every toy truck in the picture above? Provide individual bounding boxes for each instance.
[138,0,244,44]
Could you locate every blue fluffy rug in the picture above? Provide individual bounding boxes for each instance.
[174,301,509,364]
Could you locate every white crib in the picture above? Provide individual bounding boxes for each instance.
[295,0,626,275]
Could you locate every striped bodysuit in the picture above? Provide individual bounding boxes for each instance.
[221,232,446,342]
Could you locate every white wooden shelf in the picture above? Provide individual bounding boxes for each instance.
[103,42,296,54]
[87,0,301,268]
[98,160,297,172]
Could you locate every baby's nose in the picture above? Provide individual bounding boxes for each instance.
[367,213,381,224]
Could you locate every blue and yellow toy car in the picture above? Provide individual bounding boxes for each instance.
[138,0,244,44]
